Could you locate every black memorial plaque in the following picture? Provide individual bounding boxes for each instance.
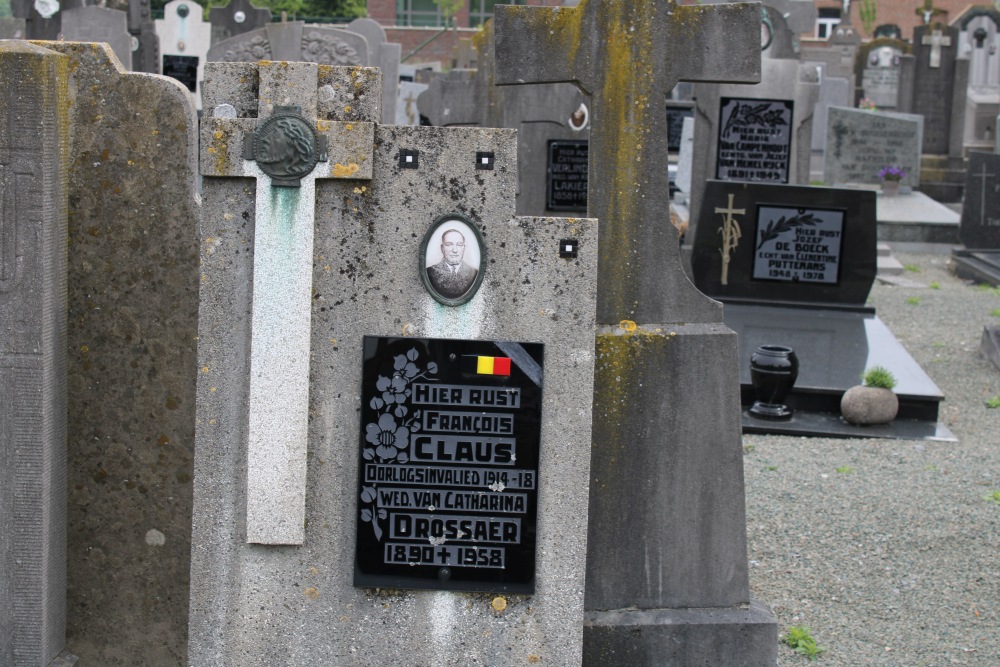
[666,106,693,152]
[162,54,199,93]
[354,336,544,593]
[752,205,845,284]
[547,140,588,213]
[716,97,793,183]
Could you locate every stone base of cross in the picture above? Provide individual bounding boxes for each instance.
[200,61,375,545]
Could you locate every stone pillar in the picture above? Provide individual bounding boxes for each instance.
[0,41,75,667]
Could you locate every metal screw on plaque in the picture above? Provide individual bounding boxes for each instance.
[243,106,328,187]
[438,567,451,581]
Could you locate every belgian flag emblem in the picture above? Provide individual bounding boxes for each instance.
[464,355,511,376]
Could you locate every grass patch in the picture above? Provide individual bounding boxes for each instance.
[835,465,855,474]
[929,281,940,289]
[907,296,921,305]
[987,396,1000,409]
[985,491,1000,505]
[783,626,826,661]
[904,264,921,273]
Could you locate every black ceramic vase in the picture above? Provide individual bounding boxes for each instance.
[749,345,798,420]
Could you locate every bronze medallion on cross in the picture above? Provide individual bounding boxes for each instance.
[243,105,329,187]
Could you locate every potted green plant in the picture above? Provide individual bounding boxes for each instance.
[841,366,898,425]
[878,166,906,196]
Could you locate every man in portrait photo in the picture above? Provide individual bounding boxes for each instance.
[427,228,479,299]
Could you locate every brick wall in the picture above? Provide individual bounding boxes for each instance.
[824,0,976,41]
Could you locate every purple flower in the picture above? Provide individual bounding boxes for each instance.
[878,166,906,182]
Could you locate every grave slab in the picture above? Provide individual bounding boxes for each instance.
[155,0,213,108]
[692,180,950,441]
[190,61,599,664]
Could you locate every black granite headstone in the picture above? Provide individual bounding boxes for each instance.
[666,105,693,152]
[209,0,271,45]
[715,97,793,184]
[691,180,876,305]
[354,336,543,594]
[546,140,588,213]
[959,152,1000,249]
[910,24,959,155]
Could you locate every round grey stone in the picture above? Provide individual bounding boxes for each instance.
[840,385,899,425]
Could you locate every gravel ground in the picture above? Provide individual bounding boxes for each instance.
[744,252,1000,666]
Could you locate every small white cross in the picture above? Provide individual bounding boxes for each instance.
[922,30,952,68]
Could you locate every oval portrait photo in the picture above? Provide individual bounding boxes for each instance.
[420,215,485,306]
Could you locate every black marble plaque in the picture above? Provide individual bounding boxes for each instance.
[666,105,693,152]
[715,97,793,184]
[162,54,198,93]
[354,336,543,593]
[547,140,588,212]
[691,180,877,306]
[752,205,844,284]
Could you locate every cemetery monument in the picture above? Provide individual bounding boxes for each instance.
[188,59,600,664]
[953,151,1000,286]
[494,0,780,663]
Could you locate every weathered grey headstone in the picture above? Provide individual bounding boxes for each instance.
[0,40,74,667]
[62,5,133,69]
[207,21,368,66]
[155,0,212,108]
[800,10,860,88]
[494,1,779,663]
[127,0,160,74]
[0,17,27,38]
[825,106,923,189]
[809,65,851,152]
[348,18,401,126]
[691,58,820,233]
[209,0,271,45]
[36,41,200,664]
[957,7,1000,88]
[856,38,908,109]
[959,151,1000,248]
[190,59,599,664]
[417,19,589,217]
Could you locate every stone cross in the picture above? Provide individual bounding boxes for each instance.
[917,0,944,26]
[201,61,375,545]
[495,0,761,324]
[973,162,996,224]
[922,29,952,68]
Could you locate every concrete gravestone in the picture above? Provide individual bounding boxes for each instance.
[209,0,271,45]
[155,0,213,108]
[189,60,599,663]
[856,38,909,109]
[61,5,133,70]
[417,19,590,217]
[0,41,73,667]
[0,17,27,38]
[691,58,820,237]
[127,0,161,74]
[347,18,401,130]
[494,0,779,663]
[825,106,923,189]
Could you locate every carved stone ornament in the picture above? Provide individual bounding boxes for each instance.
[224,34,272,62]
[243,106,328,187]
[301,32,362,65]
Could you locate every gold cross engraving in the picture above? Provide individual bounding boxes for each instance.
[716,193,746,286]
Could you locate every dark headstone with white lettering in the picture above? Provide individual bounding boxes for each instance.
[715,97,793,183]
[959,151,1000,248]
[903,24,961,154]
[692,180,876,305]
[692,179,948,440]
[666,104,694,151]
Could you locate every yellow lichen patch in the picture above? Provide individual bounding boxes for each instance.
[214,130,224,139]
[316,120,332,132]
[332,162,361,178]
[207,147,217,154]
[344,105,352,113]
[491,596,507,612]
[201,366,210,373]
[304,587,320,600]
[619,319,637,333]
[80,345,89,353]
[345,123,353,130]
[527,656,541,664]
